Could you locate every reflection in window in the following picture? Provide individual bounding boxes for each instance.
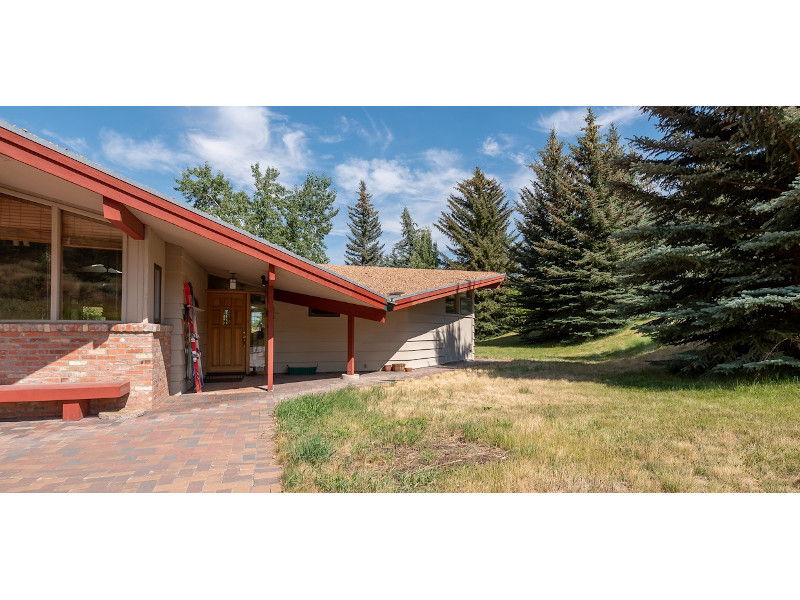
[61,212,123,321]
[445,294,456,314]
[459,291,473,315]
[0,195,51,319]
[250,294,266,372]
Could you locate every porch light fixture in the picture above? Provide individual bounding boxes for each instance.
[261,275,267,287]
[229,273,237,290]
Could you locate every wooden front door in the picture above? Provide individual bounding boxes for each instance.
[207,291,247,373]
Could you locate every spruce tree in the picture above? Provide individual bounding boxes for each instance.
[515,113,641,342]
[385,206,418,267]
[436,167,516,339]
[514,129,585,342]
[621,106,800,374]
[344,180,384,266]
[409,228,440,269]
[435,167,514,272]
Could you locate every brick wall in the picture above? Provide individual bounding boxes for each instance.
[0,322,172,419]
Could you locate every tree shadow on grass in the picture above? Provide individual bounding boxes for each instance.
[470,347,793,392]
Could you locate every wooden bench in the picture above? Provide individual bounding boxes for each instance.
[0,382,131,421]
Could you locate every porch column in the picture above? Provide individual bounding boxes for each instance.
[267,265,275,391]
[347,314,355,375]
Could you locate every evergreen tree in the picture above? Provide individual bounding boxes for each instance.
[435,166,514,272]
[621,106,800,374]
[514,129,585,342]
[436,167,516,339]
[515,112,642,342]
[409,228,440,269]
[344,180,384,266]
[385,206,419,267]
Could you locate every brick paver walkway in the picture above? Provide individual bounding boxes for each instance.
[0,361,493,492]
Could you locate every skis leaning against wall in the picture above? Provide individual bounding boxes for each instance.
[183,282,204,393]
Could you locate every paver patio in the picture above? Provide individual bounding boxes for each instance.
[0,361,489,492]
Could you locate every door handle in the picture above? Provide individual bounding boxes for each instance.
[242,331,247,345]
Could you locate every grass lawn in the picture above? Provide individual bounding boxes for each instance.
[274,327,800,492]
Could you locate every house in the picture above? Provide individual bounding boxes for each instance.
[0,121,505,419]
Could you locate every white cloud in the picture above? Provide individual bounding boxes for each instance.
[535,106,644,136]
[333,150,471,250]
[99,107,312,188]
[481,136,501,157]
[100,129,190,173]
[41,129,92,156]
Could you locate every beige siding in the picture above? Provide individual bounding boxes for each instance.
[274,297,474,373]
[164,243,208,394]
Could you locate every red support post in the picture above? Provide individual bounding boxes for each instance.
[267,265,275,391]
[347,314,355,375]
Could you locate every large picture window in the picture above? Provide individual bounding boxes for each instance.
[61,212,123,320]
[0,195,52,319]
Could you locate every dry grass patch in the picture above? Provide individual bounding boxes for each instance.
[274,327,800,492]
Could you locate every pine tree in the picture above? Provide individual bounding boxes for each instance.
[621,106,800,374]
[385,206,418,267]
[436,167,516,339]
[345,180,384,266]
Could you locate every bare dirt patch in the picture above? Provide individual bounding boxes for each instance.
[373,434,508,476]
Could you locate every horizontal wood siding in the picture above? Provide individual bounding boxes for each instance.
[274,296,474,373]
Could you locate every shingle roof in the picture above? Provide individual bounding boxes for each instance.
[323,265,504,298]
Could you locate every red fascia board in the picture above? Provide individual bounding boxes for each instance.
[390,275,506,310]
[0,129,387,309]
[103,196,145,240]
[274,289,386,323]
[0,381,131,402]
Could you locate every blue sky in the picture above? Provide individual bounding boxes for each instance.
[0,106,658,264]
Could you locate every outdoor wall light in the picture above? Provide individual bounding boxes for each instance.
[261,275,267,287]
[229,273,237,290]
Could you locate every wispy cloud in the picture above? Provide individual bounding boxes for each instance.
[333,149,471,246]
[534,106,643,136]
[41,129,92,156]
[100,129,190,173]
[99,107,312,188]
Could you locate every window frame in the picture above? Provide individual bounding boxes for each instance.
[0,189,126,323]
[153,264,163,324]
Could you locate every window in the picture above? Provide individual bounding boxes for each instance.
[308,308,340,317]
[445,294,456,314]
[61,212,123,320]
[459,291,474,315]
[153,264,162,324]
[0,195,51,319]
[0,193,125,322]
[446,292,473,315]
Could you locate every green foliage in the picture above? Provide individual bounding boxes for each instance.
[436,166,515,272]
[436,167,516,337]
[175,163,338,263]
[174,163,251,230]
[514,112,643,343]
[292,434,335,465]
[408,227,440,269]
[344,180,384,266]
[283,172,339,264]
[621,106,800,374]
[385,207,440,268]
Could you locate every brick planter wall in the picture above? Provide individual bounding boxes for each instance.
[0,322,172,419]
